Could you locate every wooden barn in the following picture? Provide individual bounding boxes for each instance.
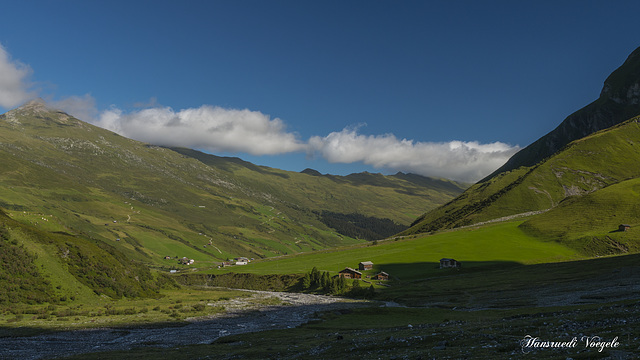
[338,267,362,279]
[359,261,374,271]
[372,271,389,280]
[619,224,631,232]
[439,258,461,269]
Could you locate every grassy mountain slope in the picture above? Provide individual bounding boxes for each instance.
[520,177,640,256]
[0,100,465,270]
[0,209,168,305]
[487,45,640,178]
[404,116,640,237]
[168,147,465,226]
[399,46,640,258]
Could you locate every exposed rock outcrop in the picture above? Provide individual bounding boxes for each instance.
[485,46,640,180]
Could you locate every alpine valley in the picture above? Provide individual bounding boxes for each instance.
[0,99,465,299]
[3,47,640,360]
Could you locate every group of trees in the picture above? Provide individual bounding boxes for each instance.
[57,238,167,299]
[300,267,374,298]
[0,223,57,304]
[176,272,301,292]
[0,210,170,303]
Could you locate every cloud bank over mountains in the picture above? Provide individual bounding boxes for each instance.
[0,44,518,182]
[0,45,36,108]
[63,100,520,182]
[97,105,306,156]
[308,128,518,182]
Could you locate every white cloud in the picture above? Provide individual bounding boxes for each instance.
[44,95,517,182]
[95,105,306,155]
[0,46,515,181]
[49,94,98,122]
[308,128,519,182]
[76,102,517,181]
[0,44,36,108]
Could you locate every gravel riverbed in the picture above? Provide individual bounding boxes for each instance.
[0,290,366,360]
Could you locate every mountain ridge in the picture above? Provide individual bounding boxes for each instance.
[403,114,640,249]
[484,45,640,180]
[0,101,466,268]
[404,46,640,245]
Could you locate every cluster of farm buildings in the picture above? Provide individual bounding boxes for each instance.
[165,255,463,274]
[336,258,462,281]
[220,257,252,267]
[163,255,195,265]
[164,255,257,269]
[337,261,389,281]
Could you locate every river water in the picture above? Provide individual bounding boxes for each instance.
[0,290,366,360]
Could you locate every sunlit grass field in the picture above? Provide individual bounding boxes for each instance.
[203,221,581,280]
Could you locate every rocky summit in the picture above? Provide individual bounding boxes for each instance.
[486,46,640,179]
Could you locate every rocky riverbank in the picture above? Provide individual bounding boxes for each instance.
[0,290,366,360]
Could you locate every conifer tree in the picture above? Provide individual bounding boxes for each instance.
[367,284,375,298]
[352,279,361,289]
[321,271,331,291]
[310,267,320,287]
[330,278,339,294]
[302,273,311,289]
[337,276,347,293]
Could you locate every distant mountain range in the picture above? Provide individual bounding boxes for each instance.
[5,45,640,306]
[0,99,466,268]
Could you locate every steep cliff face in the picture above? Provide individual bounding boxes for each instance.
[485,46,640,180]
[601,46,640,104]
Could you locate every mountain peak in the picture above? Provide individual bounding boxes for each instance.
[301,168,323,176]
[600,46,640,104]
[485,45,640,181]
[3,98,82,127]
[22,97,49,108]
[11,98,53,115]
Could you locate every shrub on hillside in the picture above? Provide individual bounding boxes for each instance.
[0,223,57,304]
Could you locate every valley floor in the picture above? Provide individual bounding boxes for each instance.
[0,290,366,360]
[1,222,638,359]
[2,261,639,360]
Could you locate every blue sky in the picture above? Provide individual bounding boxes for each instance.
[1,1,639,181]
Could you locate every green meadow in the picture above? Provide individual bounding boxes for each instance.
[407,116,640,234]
[204,221,581,280]
[521,177,640,255]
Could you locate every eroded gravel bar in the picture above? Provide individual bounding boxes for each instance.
[0,290,366,360]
